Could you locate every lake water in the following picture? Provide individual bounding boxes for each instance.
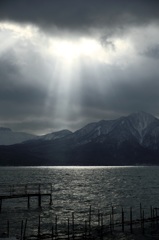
[0,166,159,237]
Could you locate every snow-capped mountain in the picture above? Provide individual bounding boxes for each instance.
[69,119,117,145]
[70,111,159,147]
[125,112,158,144]
[0,127,37,145]
[1,112,159,166]
[39,130,72,141]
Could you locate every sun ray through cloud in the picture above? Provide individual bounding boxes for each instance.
[0,9,159,133]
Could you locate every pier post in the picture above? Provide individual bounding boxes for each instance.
[50,195,52,205]
[142,210,145,235]
[38,215,41,237]
[55,215,58,237]
[122,208,124,232]
[154,208,158,225]
[23,219,28,240]
[72,212,74,240]
[38,184,41,207]
[110,214,112,234]
[153,207,155,228]
[100,213,103,239]
[84,221,87,239]
[38,195,41,207]
[0,183,53,213]
[0,199,2,213]
[130,207,133,233]
[52,225,54,240]
[112,206,114,230]
[140,203,143,230]
[7,220,10,238]
[50,184,53,205]
[67,218,70,240]
[150,206,153,229]
[25,185,27,194]
[140,203,142,220]
[27,195,30,209]
[89,205,91,235]
[21,220,23,240]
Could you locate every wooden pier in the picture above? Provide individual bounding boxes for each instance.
[0,183,52,212]
[1,184,159,239]
[1,204,159,239]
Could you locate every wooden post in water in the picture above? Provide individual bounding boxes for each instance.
[142,210,145,235]
[38,195,41,208]
[25,185,27,194]
[38,215,41,237]
[153,207,155,228]
[67,218,70,240]
[38,184,41,207]
[110,214,112,235]
[156,208,158,225]
[122,208,124,232]
[7,220,10,238]
[50,184,52,205]
[12,185,14,195]
[89,205,92,235]
[140,203,143,231]
[130,207,133,233]
[52,225,54,240]
[84,221,87,239]
[150,206,153,230]
[72,212,74,240]
[154,208,158,226]
[153,208,156,226]
[112,206,114,230]
[55,215,58,237]
[10,185,11,196]
[23,219,28,240]
[0,199,2,213]
[27,195,30,209]
[140,203,142,227]
[21,220,23,240]
[100,213,103,240]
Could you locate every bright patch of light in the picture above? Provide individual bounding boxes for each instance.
[0,21,35,39]
[0,21,136,66]
[48,37,105,63]
[0,21,136,117]
[0,21,38,56]
[46,36,135,66]
[114,38,133,52]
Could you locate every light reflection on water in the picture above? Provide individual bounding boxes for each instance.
[0,166,159,236]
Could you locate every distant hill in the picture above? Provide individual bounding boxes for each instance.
[1,112,159,166]
[0,128,72,146]
[0,127,37,145]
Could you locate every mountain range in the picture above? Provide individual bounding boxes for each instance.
[1,112,159,166]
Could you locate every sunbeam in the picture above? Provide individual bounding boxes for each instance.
[0,20,145,133]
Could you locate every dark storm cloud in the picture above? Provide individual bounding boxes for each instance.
[0,0,159,31]
[1,0,159,134]
[0,47,57,130]
[77,58,159,120]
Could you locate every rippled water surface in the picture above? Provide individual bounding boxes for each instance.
[0,166,159,236]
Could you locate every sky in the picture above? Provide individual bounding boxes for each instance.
[0,0,159,135]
